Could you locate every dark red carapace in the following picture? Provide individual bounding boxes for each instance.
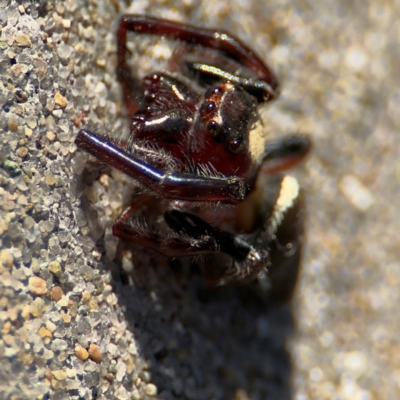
[75,15,311,299]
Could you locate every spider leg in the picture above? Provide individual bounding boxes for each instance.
[75,129,247,203]
[116,38,141,115]
[112,198,218,257]
[117,15,279,101]
[164,210,251,261]
[266,183,304,301]
[184,63,275,103]
[163,209,270,286]
[201,175,302,292]
[260,133,312,174]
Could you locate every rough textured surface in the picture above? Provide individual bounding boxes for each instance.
[0,0,399,399]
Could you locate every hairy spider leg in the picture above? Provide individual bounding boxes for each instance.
[117,15,279,105]
[76,129,247,202]
[112,198,219,257]
[267,184,304,301]
[164,209,271,286]
[203,175,303,287]
[164,210,252,260]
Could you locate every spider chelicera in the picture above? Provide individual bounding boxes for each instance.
[75,15,311,300]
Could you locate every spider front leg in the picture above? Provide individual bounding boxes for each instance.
[266,179,304,301]
[112,197,219,257]
[261,133,312,174]
[75,130,247,203]
[207,174,303,290]
[117,15,279,102]
[164,209,270,286]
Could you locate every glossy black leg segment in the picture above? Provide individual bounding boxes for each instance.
[113,206,219,257]
[117,15,279,101]
[164,209,271,287]
[164,210,251,261]
[185,63,275,103]
[261,133,312,174]
[75,130,247,203]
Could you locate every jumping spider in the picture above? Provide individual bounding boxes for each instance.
[75,15,311,300]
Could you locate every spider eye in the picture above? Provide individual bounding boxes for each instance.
[199,101,216,117]
[207,120,225,142]
[229,136,246,153]
[205,85,222,99]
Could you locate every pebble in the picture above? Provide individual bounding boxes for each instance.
[25,127,33,137]
[33,58,48,81]
[17,195,28,205]
[48,260,62,277]
[54,92,68,108]
[51,286,64,301]
[3,160,21,176]
[81,291,91,302]
[57,43,73,60]
[21,305,31,320]
[60,311,71,323]
[45,320,57,332]
[66,368,77,378]
[45,369,53,381]
[52,370,67,381]
[339,175,374,211]
[15,34,32,47]
[51,339,68,352]
[57,296,69,307]
[62,19,71,29]
[2,321,11,334]
[5,348,18,358]
[23,216,35,229]
[88,298,99,311]
[106,293,118,306]
[88,343,102,363]
[75,344,89,361]
[51,379,63,389]
[30,298,45,317]
[43,348,54,360]
[3,334,14,346]
[46,131,56,141]
[45,172,56,186]
[17,147,28,158]
[31,258,40,273]
[116,360,126,382]
[38,326,52,339]
[128,342,138,355]
[107,343,118,357]
[28,276,47,295]
[80,265,95,281]
[26,116,37,129]
[0,249,14,269]
[131,389,141,400]
[145,383,158,397]
[8,118,18,132]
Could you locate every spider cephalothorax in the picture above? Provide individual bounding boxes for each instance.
[75,15,311,300]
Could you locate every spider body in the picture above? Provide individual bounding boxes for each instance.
[75,15,311,299]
